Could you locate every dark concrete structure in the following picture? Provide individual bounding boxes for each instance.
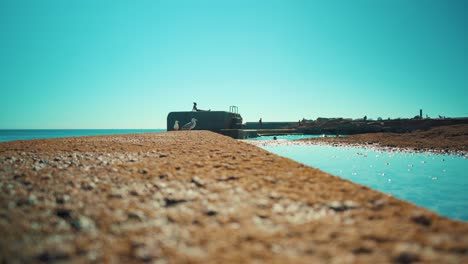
[167,111,243,132]
[244,122,296,129]
[167,111,301,139]
[219,129,298,139]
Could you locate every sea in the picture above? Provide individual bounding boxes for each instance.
[0,129,166,142]
[252,136,468,222]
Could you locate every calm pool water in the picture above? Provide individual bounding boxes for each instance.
[250,134,338,141]
[260,143,468,221]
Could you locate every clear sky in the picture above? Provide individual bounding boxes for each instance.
[1,0,467,129]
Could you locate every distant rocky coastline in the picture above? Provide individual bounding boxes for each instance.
[294,117,468,136]
[299,124,468,154]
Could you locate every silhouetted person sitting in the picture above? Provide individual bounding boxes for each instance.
[192,102,210,112]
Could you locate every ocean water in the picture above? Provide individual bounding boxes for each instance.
[0,129,166,142]
[260,143,468,221]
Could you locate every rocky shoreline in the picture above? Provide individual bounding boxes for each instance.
[1,131,467,263]
[294,124,468,156]
[296,118,468,136]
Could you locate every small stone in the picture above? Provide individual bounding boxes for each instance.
[269,192,282,200]
[108,192,123,199]
[159,153,168,158]
[164,198,187,208]
[394,252,420,264]
[155,182,167,189]
[343,200,360,209]
[56,194,71,204]
[130,239,145,249]
[204,210,217,216]
[127,211,145,221]
[256,198,269,208]
[37,248,71,262]
[27,195,38,205]
[216,175,239,181]
[353,247,373,254]
[81,182,95,191]
[393,243,421,264]
[272,203,284,214]
[139,168,149,174]
[327,201,359,212]
[371,199,386,210]
[264,176,276,183]
[411,213,432,226]
[21,180,32,186]
[32,165,43,171]
[41,174,53,180]
[191,176,205,187]
[133,247,155,262]
[16,198,30,207]
[13,174,24,180]
[71,215,96,231]
[56,208,72,220]
[129,190,139,196]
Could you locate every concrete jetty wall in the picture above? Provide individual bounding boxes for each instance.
[0,131,467,262]
[167,111,242,131]
[244,121,296,129]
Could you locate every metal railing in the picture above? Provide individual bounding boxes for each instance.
[229,106,238,114]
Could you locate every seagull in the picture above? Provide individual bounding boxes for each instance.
[173,120,179,130]
[182,118,197,130]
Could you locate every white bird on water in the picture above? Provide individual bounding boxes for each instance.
[173,120,179,130]
[182,118,197,130]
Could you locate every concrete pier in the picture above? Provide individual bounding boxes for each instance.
[219,128,298,139]
[167,111,298,139]
[0,131,467,263]
[167,111,243,131]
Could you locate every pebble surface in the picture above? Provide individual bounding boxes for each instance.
[0,131,467,263]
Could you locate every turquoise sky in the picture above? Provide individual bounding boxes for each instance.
[1,0,467,129]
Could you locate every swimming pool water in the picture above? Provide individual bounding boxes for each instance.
[261,144,468,221]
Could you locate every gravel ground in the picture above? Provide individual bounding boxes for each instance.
[0,131,467,263]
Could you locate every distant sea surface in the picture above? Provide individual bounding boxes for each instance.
[0,129,166,143]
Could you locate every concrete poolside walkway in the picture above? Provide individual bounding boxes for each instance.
[0,131,467,263]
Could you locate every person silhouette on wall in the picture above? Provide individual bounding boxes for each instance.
[192,102,210,112]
